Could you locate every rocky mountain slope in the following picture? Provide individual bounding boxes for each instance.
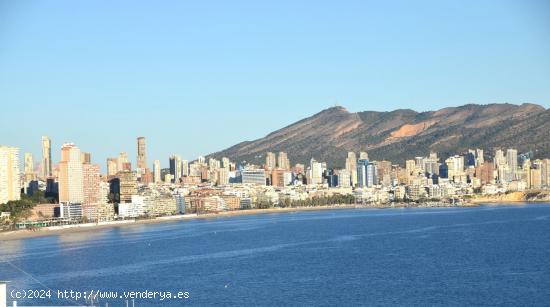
[209,103,550,167]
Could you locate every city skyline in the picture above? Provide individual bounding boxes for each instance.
[3,134,549,221]
[2,2,550,305]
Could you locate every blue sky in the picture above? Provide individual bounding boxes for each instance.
[1,0,549,169]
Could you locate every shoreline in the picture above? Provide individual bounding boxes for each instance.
[0,205,359,241]
[0,202,546,241]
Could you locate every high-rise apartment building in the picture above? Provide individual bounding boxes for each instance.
[423,157,439,175]
[357,159,377,187]
[270,169,289,187]
[153,160,161,183]
[0,146,21,204]
[506,149,518,179]
[293,163,305,174]
[58,143,84,203]
[81,152,91,164]
[209,158,221,170]
[182,160,189,176]
[308,158,324,185]
[107,158,118,176]
[445,155,465,181]
[337,169,351,187]
[476,149,484,165]
[277,152,290,170]
[494,149,506,167]
[118,152,129,172]
[345,152,357,186]
[189,162,202,177]
[217,167,229,185]
[415,157,425,171]
[475,163,494,185]
[82,163,100,205]
[23,152,35,182]
[530,166,542,189]
[222,157,230,169]
[24,153,34,174]
[405,159,417,183]
[466,150,477,166]
[41,136,52,178]
[118,170,137,203]
[542,159,550,187]
[137,137,147,170]
[169,155,182,183]
[265,152,276,169]
[197,156,205,164]
[375,160,393,186]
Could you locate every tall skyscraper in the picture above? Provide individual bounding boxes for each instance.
[494,149,506,167]
[405,159,417,182]
[445,155,465,180]
[337,169,351,187]
[265,152,276,169]
[81,152,91,164]
[476,149,484,165]
[118,170,137,203]
[475,162,495,185]
[137,137,147,170]
[217,167,230,185]
[197,156,205,164]
[506,149,518,179]
[277,152,290,170]
[467,149,477,166]
[222,157,230,169]
[23,152,36,182]
[359,151,369,160]
[117,152,128,172]
[0,146,21,204]
[345,152,357,186]
[41,136,52,178]
[182,160,189,176]
[308,158,324,185]
[82,163,100,205]
[209,158,221,170]
[541,159,550,187]
[106,158,118,176]
[24,153,34,174]
[58,143,84,203]
[153,160,161,183]
[357,159,377,187]
[169,155,182,183]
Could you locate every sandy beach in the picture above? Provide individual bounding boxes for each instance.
[4,201,543,241]
[0,205,362,241]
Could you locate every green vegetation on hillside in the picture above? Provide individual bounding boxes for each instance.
[0,192,48,229]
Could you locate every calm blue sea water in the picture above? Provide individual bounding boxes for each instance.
[1,204,550,306]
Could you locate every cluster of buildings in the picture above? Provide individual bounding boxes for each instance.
[1,136,550,229]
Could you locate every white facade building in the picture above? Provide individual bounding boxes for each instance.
[241,169,266,185]
[0,146,21,204]
[153,160,161,183]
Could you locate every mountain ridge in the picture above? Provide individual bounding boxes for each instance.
[209,103,550,167]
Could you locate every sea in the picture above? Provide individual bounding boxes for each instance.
[1,204,550,306]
